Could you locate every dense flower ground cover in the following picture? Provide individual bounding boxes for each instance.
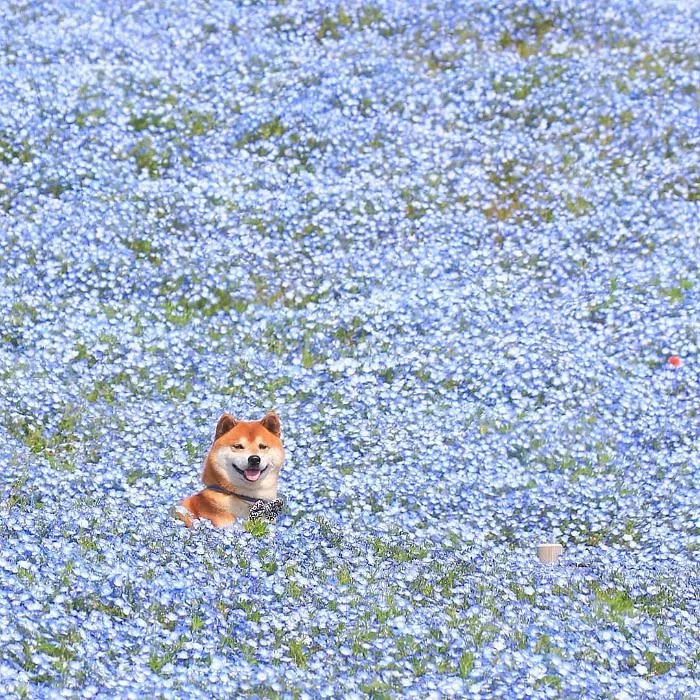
[1,0,699,697]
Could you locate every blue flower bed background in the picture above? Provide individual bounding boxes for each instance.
[1,0,698,697]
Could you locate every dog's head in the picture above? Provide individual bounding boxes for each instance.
[203,412,284,493]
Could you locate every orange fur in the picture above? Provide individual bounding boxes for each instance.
[173,412,284,528]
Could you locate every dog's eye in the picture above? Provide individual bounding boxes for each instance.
[232,443,243,450]
[259,443,268,450]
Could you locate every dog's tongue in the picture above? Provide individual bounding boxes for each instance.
[244,469,261,482]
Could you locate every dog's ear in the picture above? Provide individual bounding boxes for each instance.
[215,413,238,440]
[260,412,281,437]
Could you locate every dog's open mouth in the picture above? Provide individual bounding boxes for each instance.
[234,465,269,482]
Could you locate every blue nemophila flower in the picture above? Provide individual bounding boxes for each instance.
[0,0,699,696]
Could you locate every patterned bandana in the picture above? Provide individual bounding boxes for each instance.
[248,498,284,523]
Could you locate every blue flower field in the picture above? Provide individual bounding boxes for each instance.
[1,0,698,697]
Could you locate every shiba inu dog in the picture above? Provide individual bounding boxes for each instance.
[173,412,285,527]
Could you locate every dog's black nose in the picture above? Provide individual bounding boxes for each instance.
[248,455,261,469]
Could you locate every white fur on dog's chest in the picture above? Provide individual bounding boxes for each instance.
[206,490,254,519]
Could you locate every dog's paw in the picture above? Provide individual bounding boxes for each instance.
[170,504,194,527]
